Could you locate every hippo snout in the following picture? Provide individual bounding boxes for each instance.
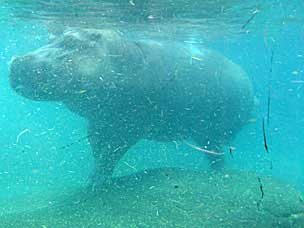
[9,55,35,95]
[9,54,67,101]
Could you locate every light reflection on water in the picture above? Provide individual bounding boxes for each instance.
[1,0,303,41]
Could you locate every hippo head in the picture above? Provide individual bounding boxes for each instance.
[9,29,125,101]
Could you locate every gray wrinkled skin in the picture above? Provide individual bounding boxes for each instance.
[9,29,254,187]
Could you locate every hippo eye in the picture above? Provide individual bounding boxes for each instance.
[62,34,82,49]
[89,33,103,42]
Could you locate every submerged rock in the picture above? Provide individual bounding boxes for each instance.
[2,168,304,227]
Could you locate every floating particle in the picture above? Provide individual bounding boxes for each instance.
[78,89,87,94]
[184,141,224,155]
[292,71,299,75]
[191,56,203,61]
[291,80,304,84]
[262,119,269,153]
[16,128,30,143]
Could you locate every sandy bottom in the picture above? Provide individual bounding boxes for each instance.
[1,168,304,227]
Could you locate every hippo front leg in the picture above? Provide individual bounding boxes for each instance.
[87,122,138,191]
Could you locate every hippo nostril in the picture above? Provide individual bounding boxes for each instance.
[21,55,38,66]
[14,84,25,91]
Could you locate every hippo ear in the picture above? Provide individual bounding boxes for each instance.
[45,21,67,37]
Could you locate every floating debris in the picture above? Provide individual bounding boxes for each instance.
[291,70,299,75]
[242,9,259,29]
[262,118,269,153]
[299,195,304,204]
[129,0,135,6]
[266,86,271,125]
[184,141,224,155]
[266,48,274,125]
[172,140,179,150]
[123,161,137,172]
[247,118,257,123]
[58,134,92,150]
[229,146,235,158]
[16,128,30,143]
[291,80,304,84]
[257,177,265,210]
[78,89,87,94]
[191,56,203,61]
[270,160,273,170]
[269,49,274,74]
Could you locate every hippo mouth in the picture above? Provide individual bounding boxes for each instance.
[10,56,49,100]
[9,55,69,101]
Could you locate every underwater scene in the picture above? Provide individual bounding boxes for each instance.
[0,0,304,227]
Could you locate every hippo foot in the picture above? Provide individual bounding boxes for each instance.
[86,172,112,193]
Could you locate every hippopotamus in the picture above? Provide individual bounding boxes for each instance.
[9,29,254,188]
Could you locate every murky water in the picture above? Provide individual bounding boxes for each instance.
[0,1,304,227]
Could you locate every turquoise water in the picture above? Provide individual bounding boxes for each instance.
[0,0,304,224]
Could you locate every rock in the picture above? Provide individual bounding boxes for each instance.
[1,168,304,227]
